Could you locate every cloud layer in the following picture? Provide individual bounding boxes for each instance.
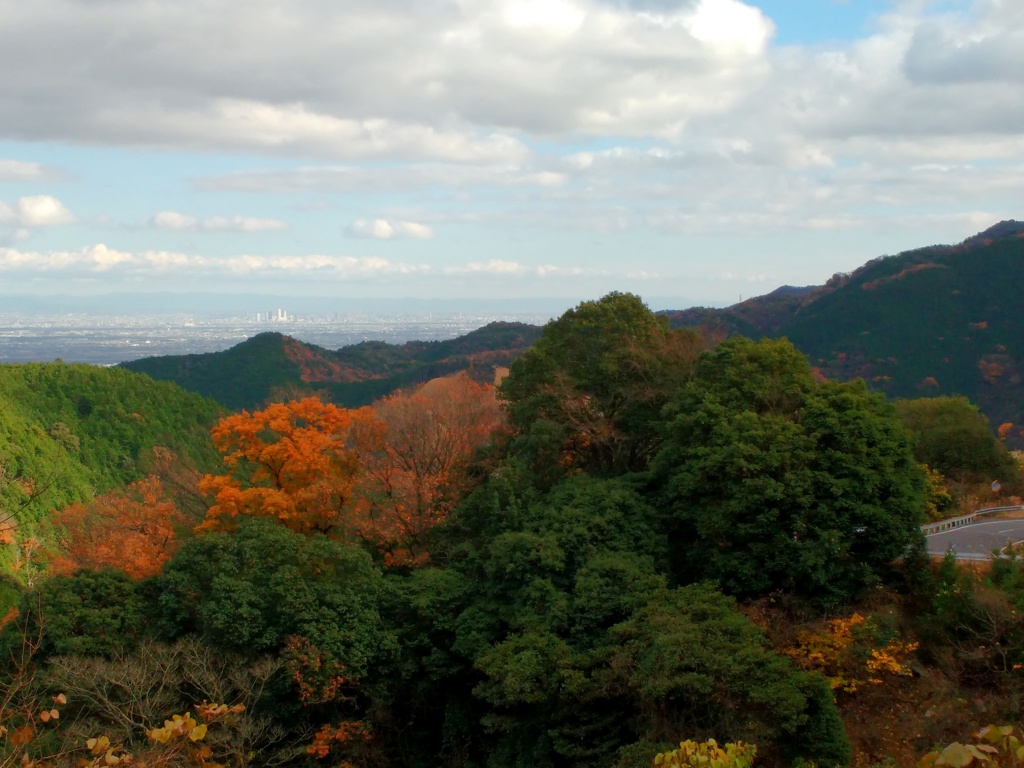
[150,211,289,232]
[0,0,772,157]
[2,1,1024,300]
[346,219,435,240]
[1,0,1019,157]
[0,244,601,282]
[0,160,68,182]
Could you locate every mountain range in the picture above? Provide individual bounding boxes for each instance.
[120,221,1024,444]
[121,321,542,411]
[665,220,1024,443]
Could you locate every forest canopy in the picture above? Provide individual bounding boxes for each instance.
[0,293,990,768]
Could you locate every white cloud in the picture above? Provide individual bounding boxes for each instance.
[0,244,614,284]
[536,264,590,276]
[0,0,1016,163]
[0,159,67,181]
[504,0,586,35]
[0,245,423,276]
[444,260,594,277]
[0,195,75,227]
[217,254,429,275]
[205,216,288,232]
[685,0,772,56]
[0,243,132,271]
[151,211,197,230]
[446,259,528,275]
[150,101,530,163]
[17,195,76,226]
[346,219,435,240]
[0,0,773,155]
[151,211,289,232]
[198,164,568,194]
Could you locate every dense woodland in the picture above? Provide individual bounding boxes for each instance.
[4,293,1024,768]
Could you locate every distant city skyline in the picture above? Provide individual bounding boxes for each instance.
[1,1,1022,307]
[0,309,559,366]
[0,290,706,318]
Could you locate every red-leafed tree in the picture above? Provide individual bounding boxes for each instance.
[351,374,502,566]
[197,397,383,536]
[51,476,184,579]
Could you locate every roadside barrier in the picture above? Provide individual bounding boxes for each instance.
[921,505,1024,536]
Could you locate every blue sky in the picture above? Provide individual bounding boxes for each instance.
[1,0,1021,309]
[750,1,892,44]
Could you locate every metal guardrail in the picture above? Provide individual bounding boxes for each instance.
[947,552,996,562]
[921,505,1024,536]
[921,512,977,535]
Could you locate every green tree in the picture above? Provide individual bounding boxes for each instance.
[153,519,395,766]
[894,396,1020,489]
[1,569,146,660]
[500,293,702,481]
[654,336,926,606]
[428,472,848,768]
[154,518,391,680]
[610,586,850,767]
[371,566,479,768]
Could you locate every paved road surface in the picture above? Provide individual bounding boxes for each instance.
[926,519,1024,559]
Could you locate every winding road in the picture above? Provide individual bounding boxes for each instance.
[925,518,1024,560]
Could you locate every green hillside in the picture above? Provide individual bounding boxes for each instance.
[668,222,1024,443]
[0,363,223,533]
[118,332,297,413]
[120,321,543,411]
[662,283,826,339]
[779,231,1024,437]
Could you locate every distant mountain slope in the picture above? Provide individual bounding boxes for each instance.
[780,228,1024,435]
[669,220,1024,443]
[120,331,299,413]
[0,363,223,532]
[121,321,543,411]
[662,283,829,339]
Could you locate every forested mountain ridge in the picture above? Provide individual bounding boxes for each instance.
[662,283,826,339]
[119,221,1024,434]
[120,321,542,411]
[667,220,1024,442]
[119,220,1024,439]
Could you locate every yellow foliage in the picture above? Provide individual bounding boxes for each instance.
[784,613,918,694]
[922,464,955,522]
[80,703,244,768]
[919,724,1024,767]
[654,739,757,768]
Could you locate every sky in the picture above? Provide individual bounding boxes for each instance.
[1,0,1023,309]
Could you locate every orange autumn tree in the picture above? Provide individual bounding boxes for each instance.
[351,373,502,565]
[52,476,184,579]
[198,397,382,536]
